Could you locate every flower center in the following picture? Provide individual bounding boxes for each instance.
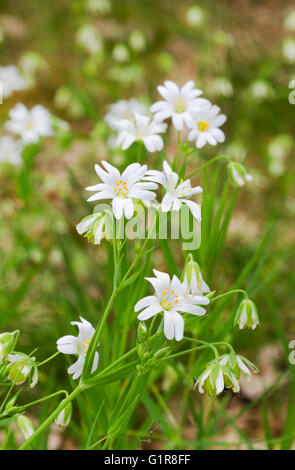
[114,179,129,197]
[25,119,34,130]
[174,97,186,113]
[81,337,91,354]
[198,121,209,132]
[160,286,179,310]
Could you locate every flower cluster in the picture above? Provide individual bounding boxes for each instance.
[105,80,227,152]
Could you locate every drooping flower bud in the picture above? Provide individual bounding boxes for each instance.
[183,253,210,295]
[234,299,260,330]
[55,402,72,429]
[137,322,148,343]
[227,161,253,187]
[219,353,258,380]
[7,353,38,388]
[17,415,34,440]
[0,332,15,363]
[195,360,240,397]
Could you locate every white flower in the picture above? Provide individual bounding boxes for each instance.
[7,353,38,388]
[4,103,53,144]
[150,80,209,131]
[105,98,148,130]
[146,161,202,220]
[196,361,240,397]
[219,354,258,380]
[117,113,167,152]
[76,210,112,245]
[76,25,103,55]
[134,269,209,342]
[187,104,226,148]
[0,136,22,166]
[85,161,157,220]
[0,65,26,99]
[57,317,99,380]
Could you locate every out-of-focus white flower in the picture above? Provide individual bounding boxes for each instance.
[188,104,226,148]
[150,80,209,131]
[85,161,157,220]
[282,38,295,62]
[86,0,111,14]
[227,161,253,187]
[185,5,205,27]
[117,113,167,152]
[112,43,130,63]
[17,415,35,440]
[129,30,146,52]
[0,65,26,98]
[234,299,260,330]
[76,25,103,55]
[7,353,38,388]
[0,136,22,166]
[249,79,274,100]
[105,99,148,130]
[4,103,53,144]
[195,360,240,397]
[19,52,48,88]
[135,269,209,342]
[225,140,247,163]
[57,317,99,380]
[183,254,210,295]
[76,210,112,245]
[146,161,202,220]
[284,10,295,32]
[268,134,292,176]
[211,77,233,97]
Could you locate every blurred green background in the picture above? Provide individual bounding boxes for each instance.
[0,0,295,449]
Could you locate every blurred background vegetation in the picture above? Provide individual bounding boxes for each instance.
[0,0,295,449]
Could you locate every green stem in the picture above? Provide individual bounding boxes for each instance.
[210,289,248,304]
[37,351,60,367]
[183,337,219,358]
[11,390,68,414]
[19,384,83,450]
[186,155,231,179]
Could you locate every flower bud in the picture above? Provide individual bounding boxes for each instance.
[17,415,34,440]
[227,161,253,187]
[137,322,148,343]
[4,392,20,413]
[153,347,171,360]
[7,354,38,388]
[0,332,15,363]
[183,254,210,295]
[234,299,260,330]
[55,402,72,429]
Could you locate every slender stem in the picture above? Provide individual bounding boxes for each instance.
[11,390,68,414]
[83,288,118,378]
[183,337,219,358]
[186,155,231,179]
[37,351,60,367]
[210,289,248,303]
[19,384,83,450]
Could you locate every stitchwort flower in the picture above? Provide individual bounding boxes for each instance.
[135,269,209,341]
[7,353,38,388]
[76,209,113,245]
[117,113,167,152]
[57,317,99,380]
[85,161,157,220]
[195,360,240,397]
[150,80,209,131]
[187,104,226,148]
[146,161,202,220]
[105,99,148,130]
[0,65,26,99]
[4,103,53,144]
